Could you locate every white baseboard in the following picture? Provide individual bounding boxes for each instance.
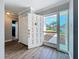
[43,42,57,48]
[68,52,73,59]
[5,39,12,42]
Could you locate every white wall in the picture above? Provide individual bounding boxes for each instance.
[5,14,12,42]
[69,0,73,59]
[15,22,19,39]
[0,0,4,59]
[5,13,18,42]
[19,13,28,45]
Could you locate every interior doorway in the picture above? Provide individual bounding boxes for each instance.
[12,21,16,37]
[12,20,18,40]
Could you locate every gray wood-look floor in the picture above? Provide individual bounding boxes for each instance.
[5,41,69,59]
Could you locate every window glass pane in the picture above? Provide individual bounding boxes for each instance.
[59,10,68,52]
[44,15,57,32]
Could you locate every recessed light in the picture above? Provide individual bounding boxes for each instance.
[6,12,10,15]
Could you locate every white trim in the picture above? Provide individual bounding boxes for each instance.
[18,7,36,16]
[5,39,13,42]
[35,1,69,14]
[44,42,57,48]
[68,52,72,59]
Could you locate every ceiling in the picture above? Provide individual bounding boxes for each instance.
[5,0,69,15]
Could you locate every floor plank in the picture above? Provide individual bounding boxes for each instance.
[5,41,70,59]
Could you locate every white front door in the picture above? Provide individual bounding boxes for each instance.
[28,13,44,49]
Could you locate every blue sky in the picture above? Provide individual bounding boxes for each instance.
[45,15,66,26]
[45,16,57,25]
